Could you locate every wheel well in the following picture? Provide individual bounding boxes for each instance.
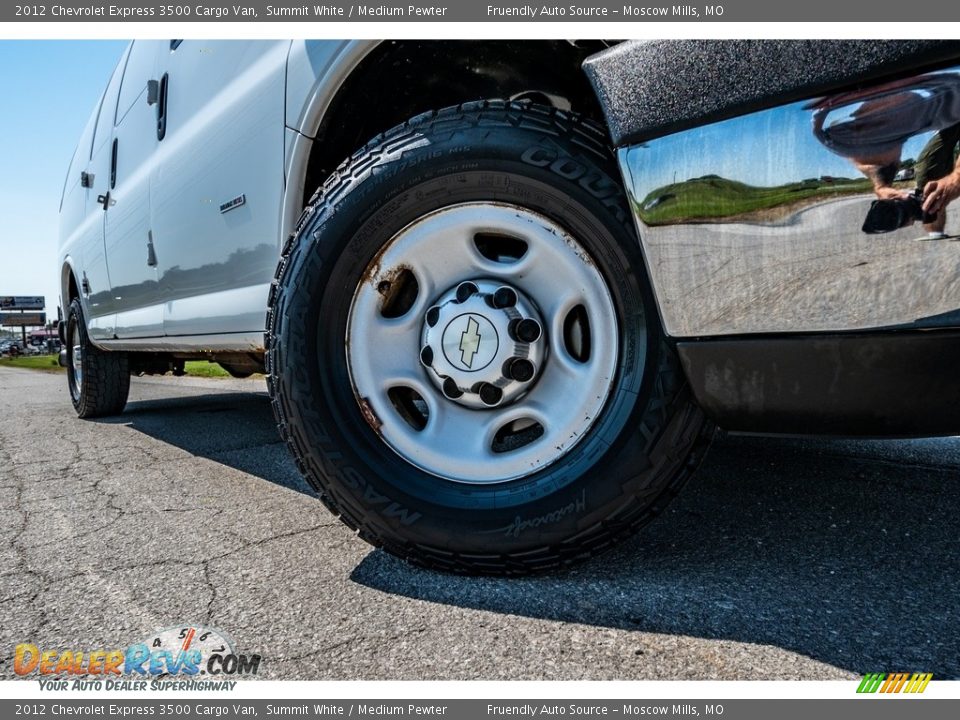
[66,270,79,302]
[302,40,615,205]
[59,269,80,344]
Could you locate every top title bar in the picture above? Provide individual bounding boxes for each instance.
[5,1,960,22]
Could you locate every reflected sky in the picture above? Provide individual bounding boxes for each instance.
[625,100,934,193]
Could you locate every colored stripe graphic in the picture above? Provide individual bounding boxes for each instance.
[857,672,932,693]
[857,673,885,693]
[906,673,933,693]
[881,673,907,693]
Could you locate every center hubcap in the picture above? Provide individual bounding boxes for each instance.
[442,313,498,372]
[421,279,546,409]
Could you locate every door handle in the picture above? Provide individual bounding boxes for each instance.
[110,138,118,189]
[156,73,169,141]
[146,79,159,106]
[147,230,158,268]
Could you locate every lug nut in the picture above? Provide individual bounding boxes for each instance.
[442,377,463,399]
[426,306,441,327]
[514,318,542,343]
[455,281,479,303]
[478,382,503,406]
[420,346,434,367]
[492,286,518,309]
[507,358,535,382]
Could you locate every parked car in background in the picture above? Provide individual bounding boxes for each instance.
[59,40,960,574]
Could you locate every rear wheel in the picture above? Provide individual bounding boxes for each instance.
[267,101,711,574]
[66,297,130,418]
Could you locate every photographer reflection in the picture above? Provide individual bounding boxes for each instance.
[811,80,960,237]
[915,122,960,240]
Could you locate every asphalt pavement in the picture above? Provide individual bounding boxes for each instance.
[1,365,957,680]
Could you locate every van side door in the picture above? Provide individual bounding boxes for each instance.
[103,40,164,338]
[150,40,289,338]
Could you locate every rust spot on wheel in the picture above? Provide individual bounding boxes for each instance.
[358,396,383,434]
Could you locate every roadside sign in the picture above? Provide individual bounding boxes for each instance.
[0,296,45,310]
[0,312,46,326]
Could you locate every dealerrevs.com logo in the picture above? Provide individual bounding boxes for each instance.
[14,625,262,691]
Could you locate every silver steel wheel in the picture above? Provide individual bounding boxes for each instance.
[70,323,83,397]
[346,202,622,484]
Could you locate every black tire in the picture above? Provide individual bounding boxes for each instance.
[266,101,712,574]
[65,297,130,419]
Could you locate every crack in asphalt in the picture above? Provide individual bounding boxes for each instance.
[0,442,44,609]
[0,372,338,675]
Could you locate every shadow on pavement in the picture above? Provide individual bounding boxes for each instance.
[94,383,960,677]
[350,434,960,677]
[95,390,316,497]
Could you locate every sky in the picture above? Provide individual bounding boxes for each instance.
[0,40,128,325]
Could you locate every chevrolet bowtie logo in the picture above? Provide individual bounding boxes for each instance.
[459,316,482,368]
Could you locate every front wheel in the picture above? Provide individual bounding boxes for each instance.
[266,102,711,574]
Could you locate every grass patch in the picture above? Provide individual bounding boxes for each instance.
[182,361,232,378]
[637,175,876,225]
[0,355,64,372]
[176,362,263,379]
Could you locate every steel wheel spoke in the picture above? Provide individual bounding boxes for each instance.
[380,214,489,296]
[362,322,421,387]
[421,400,500,461]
